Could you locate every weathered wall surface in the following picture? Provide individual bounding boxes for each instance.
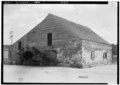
[82,40,112,67]
[9,14,112,67]
[52,39,82,67]
[9,18,80,64]
[9,35,28,64]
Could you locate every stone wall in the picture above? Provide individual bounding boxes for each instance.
[52,39,83,67]
[82,40,112,67]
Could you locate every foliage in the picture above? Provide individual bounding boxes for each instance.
[111,44,117,55]
[18,46,58,66]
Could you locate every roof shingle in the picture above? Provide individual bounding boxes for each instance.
[45,13,109,44]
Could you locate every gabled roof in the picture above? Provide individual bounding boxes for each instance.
[44,13,109,44]
[12,13,109,45]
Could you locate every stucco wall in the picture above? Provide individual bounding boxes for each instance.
[10,37,83,66]
[52,39,82,67]
[82,40,112,67]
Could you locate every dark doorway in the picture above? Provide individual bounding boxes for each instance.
[47,33,52,46]
[18,41,22,50]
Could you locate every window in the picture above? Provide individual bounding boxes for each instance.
[47,33,52,46]
[18,41,22,50]
[103,52,107,59]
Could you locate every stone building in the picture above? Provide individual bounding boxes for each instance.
[9,14,112,67]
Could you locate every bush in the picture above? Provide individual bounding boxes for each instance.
[111,44,117,55]
[18,46,58,66]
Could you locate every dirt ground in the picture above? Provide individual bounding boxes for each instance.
[3,64,117,84]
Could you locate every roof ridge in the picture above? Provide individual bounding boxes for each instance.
[47,13,89,29]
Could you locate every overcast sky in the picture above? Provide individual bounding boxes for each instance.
[4,1,117,45]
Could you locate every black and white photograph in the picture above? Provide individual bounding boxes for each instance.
[2,1,118,84]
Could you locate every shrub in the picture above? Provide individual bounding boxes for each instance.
[18,46,58,66]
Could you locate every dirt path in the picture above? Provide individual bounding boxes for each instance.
[3,64,117,84]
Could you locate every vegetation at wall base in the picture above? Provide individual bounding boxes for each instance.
[18,46,58,66]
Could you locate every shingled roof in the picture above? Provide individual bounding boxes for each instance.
[44,13,109,44]
[13,13,109,45]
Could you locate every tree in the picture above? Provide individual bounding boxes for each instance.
[111,44,117,55]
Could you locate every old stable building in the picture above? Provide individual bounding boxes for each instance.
[9,14,112,67]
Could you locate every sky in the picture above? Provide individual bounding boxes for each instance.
[4,1,117,45]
